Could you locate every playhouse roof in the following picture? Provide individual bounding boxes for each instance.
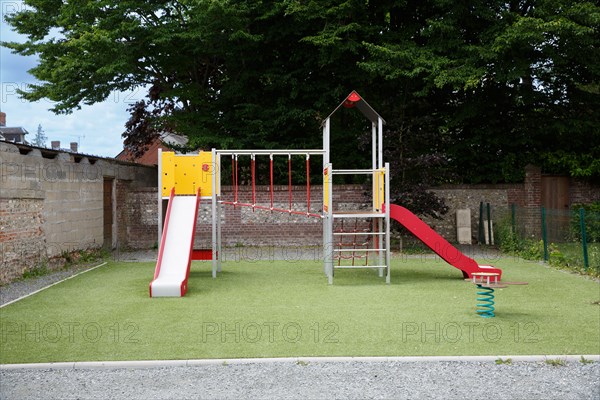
[322,90,386,126]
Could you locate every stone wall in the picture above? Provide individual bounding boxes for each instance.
[425,185,516,243]
[123,167,600,251]
[124,184,371,249]
[571,179,600,204]
[0,141,155,283]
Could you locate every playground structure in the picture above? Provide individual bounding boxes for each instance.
[149,91,503,297]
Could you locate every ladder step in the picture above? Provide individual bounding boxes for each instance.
[333,248,386,252]
[333,232,385,236]
[333,213,385,218]
[334,265,388,269]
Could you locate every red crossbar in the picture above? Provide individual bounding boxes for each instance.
[231,155,239,207]
[251,156,256,210]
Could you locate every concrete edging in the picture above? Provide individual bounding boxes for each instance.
[2,355,598,370]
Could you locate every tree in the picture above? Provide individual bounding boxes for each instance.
[3,1,599,214]
[31,124,47,147]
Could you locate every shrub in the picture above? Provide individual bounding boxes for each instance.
[570,202,600,243]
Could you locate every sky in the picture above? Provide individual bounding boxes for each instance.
[0,1,140,158]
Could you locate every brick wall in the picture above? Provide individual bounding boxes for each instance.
[124,168,600,250]
[571,179,600,204]
[123,184,372,249]
[0,141,155,283]
[0,198,45,282]
[125,187,158,249]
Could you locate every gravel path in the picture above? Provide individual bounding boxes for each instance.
[1,360,598,399]
[0,263,104,307]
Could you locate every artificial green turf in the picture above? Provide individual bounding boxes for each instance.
[1,255,599,363]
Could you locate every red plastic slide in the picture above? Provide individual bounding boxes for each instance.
[389,204,502,279]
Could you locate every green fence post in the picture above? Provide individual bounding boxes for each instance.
[579,208,589,272]
[511,203,516,235]
[487,203,492,245]
[541,207,548,262]
[479,202,485,244]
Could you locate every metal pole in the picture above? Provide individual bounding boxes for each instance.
[372,122,376,170]
[580,208,589,271]
[511,203,516,235]
[541,207,548,262]
[157,148,163,246]
[385,162,391,284]
[487,202,492,245]
[377,117,383,169]
[323,119,330,166]
[212,148,218,277]
[217,198,222,272]
[372,122,376,213]
[327,162,334,284]
[478,202,485,244]
[323,119,330,276]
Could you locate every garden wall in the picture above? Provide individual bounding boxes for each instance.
[122,165,600,251]
[0,141,155,283]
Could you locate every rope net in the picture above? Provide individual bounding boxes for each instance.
[221,153,321,218]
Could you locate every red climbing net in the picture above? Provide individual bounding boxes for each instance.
[221,153,321,218]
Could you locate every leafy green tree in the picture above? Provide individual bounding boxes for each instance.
[3,0,599,216]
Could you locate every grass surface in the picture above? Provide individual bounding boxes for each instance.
[1,256,599,363]
[553,242,600,273]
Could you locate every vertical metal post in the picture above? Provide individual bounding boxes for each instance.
[323,119,330,276]
[157,148,163,246]
[327,162,334,284]
[541,207,548,262]
[486,202,492,245]
[217,197,222,272]
[372,122,377,213]
[378,215,384,271]
[385,162,391,284]
[212,148,218,277]
[376,118,384,268]
[323,118,330,166]
[478,202,485,244]
[377,117,383,169]
[579,208,589,271]
[511,203,516,235]
[371,122,376,170]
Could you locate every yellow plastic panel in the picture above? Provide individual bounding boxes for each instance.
[174,156,202,195]
[373,168,385,211]
[324,166,330,212]
[161,151,215,197]
[161,152,176,197]
[196,151,215,197]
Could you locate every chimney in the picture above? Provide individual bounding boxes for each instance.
[51,140,60,150]
[0,112,6,127]
[70,142,78,153]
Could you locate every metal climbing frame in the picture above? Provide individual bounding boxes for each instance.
[322,91,390,284]
[323,163,390,284]
[155,91,390,285]
[210,148,326,277]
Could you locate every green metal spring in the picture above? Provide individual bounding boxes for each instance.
[476,285,495,318]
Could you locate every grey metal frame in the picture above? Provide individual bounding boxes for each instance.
[159,91,390,285]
